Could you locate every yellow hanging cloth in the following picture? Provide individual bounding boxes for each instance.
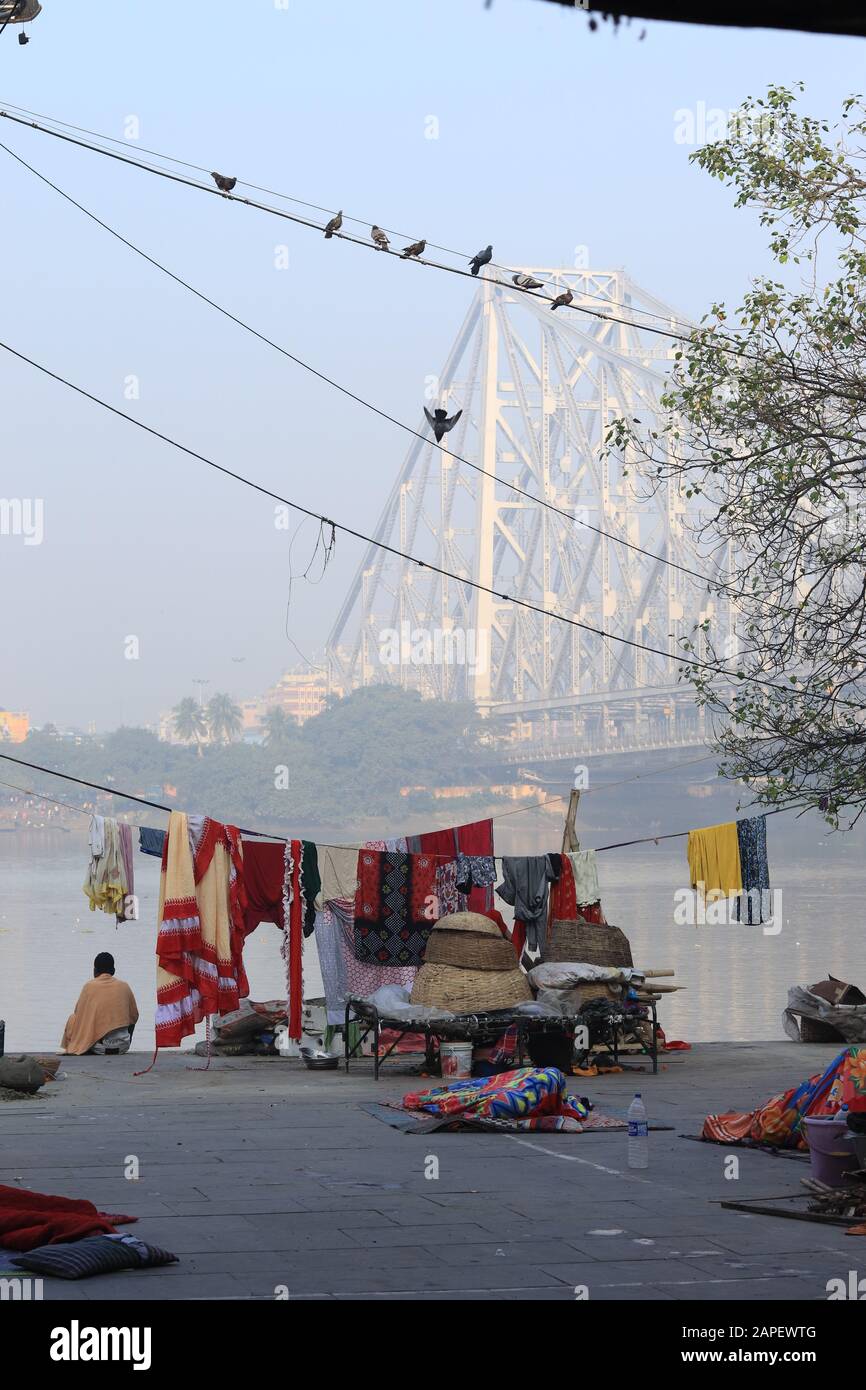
[687,822,742,897]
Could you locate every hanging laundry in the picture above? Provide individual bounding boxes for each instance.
[315,898,417,1025]
[455,852,497,895]
[241,839,286,936]
[566,849,600,908]
[735,815,770,924]
[354,850,437,966]
[686,821,742,899]
[301,841,320,937]
[318,844,361,904]
[434,858,462,919]
[547,854,606,925]
[115,823,136,923]
[456,818,495,911]
[155,813,249,1049]
[496,854,560,956]
[138,826,166,858]
[281,841,305,1040]
[83,816,128,918]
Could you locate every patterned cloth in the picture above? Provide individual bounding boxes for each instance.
[403,1066,591,1131]
[735,815,770,923]
[354,850,437,965]
[317,899,417,1023]
[435,858,462,919]
[455,853,497,894]
[702,1045,866,1147]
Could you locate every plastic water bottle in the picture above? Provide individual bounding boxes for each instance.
[627,1092,649,1168]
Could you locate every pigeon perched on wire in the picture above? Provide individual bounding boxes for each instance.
[401,238,426,259]
[371,225,390,251]
[324,210,343,238]
[424,405,463,443]
[469,245,493,276]
[513,273,544,290]
[550,288,574,311]
[211,172,237,194]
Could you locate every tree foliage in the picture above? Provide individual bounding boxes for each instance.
[607,85,866,826]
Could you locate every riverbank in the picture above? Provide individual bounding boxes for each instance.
[1,1041,860,1301]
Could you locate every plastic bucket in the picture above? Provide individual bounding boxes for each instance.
[802,1116,854,1187]
[440,1041,473,1079]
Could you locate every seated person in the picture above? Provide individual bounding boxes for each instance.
[60,952,139,1055]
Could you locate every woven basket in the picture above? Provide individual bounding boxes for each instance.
[424,930,516,971]
[432,910,502,936]
[544,919,634,968]
[411,961,532,1012]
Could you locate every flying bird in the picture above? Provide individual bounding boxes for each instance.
[211,172,237,194]
[371,225,390,251]
[401,239,426,259]
[424,405,463,443]
[550,288,574,311]
[469,245,493,276]
[513,273,543,290]
[324,210,343,238]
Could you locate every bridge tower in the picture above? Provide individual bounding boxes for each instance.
[326,270,733,744]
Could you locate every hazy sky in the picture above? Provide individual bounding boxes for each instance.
[1,1,862,728]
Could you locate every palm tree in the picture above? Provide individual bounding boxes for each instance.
[206,692,243,745]
[172,697,207,755]
[261,706,293,747]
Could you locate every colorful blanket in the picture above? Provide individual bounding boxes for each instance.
[354,850,437,965]
[403,1066,593,1132]
[702,1045,866,1148]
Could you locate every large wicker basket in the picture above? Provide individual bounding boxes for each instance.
[412,911,532,1012]
[423,930,517,971]
[544,919,634,968]
[411,962,531,1012]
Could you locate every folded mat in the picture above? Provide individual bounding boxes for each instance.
[0,1184,137,1252]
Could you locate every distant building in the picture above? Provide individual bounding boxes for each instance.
[260,668,328,727]
[0,708,28,742]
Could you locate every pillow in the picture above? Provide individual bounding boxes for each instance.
[11,1233,178,1280]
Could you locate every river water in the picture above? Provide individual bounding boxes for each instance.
[2,808,864,1053]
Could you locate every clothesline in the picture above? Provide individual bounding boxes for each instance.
[0,750,802,858]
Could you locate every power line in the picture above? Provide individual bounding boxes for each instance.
[0,751,802,855]
[0,98,698,334]
[0,332,860,710]
[0,136,795,625]
[0,107,763,353]
[6,100,858,412]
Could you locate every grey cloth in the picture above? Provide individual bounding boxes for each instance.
[495,854,559,955]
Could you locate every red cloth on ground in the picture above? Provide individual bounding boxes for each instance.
[456,818,494,911]
[242,839,286,937]
[0,1184,136,1252]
